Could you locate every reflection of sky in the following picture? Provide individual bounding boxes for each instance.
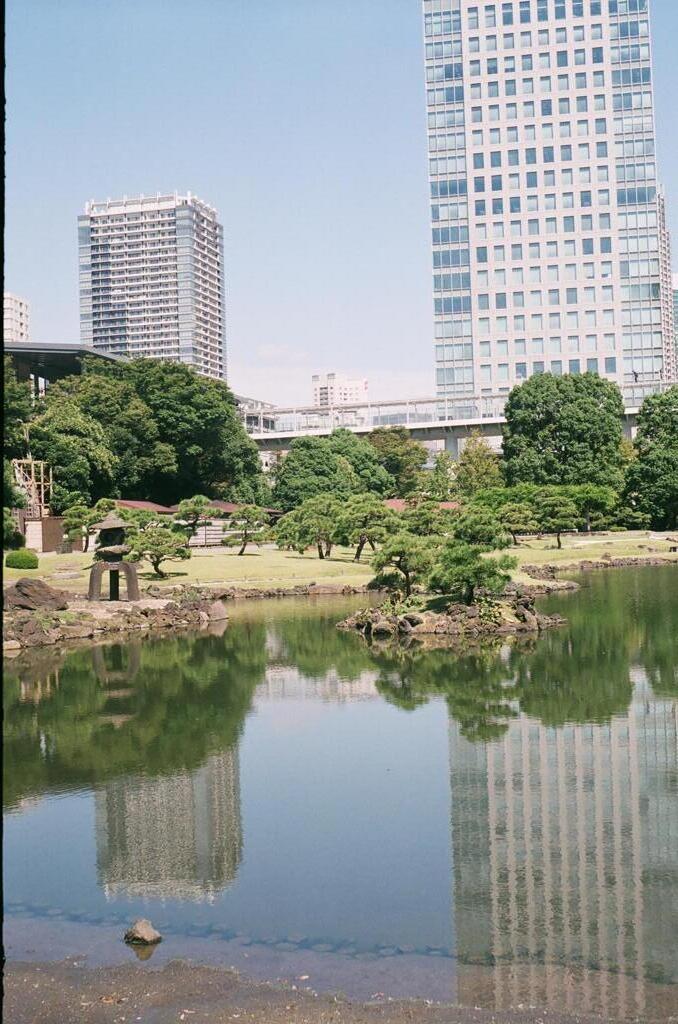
[4,694,454,954]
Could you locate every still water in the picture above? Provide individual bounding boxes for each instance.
[3,566,678,1017]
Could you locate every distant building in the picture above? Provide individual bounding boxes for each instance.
[78,192,227,380]
[673,272,678,366]
[312,372,368,407]
[4,292,30,343]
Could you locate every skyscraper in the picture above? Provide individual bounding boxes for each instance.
[423,0,674,409]
[4,292,30,343]
[78,193,227,380]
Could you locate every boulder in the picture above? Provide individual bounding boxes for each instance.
[370,618,396,638]
[4,578,69,612]
[207,600,229,621]
[123,918,162,946]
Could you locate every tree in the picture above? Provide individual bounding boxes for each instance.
[62,498,116,552]
[452,507,510,551]
[3,460,26,549]
[455,432,503,496]
[498,502,538,545]
[127,525,191,578]
[570,484,619,532]
[428,541,517,605]
[502,373,625,489]
[28,400,118,512]
[624,386,678,530]
[367,427,428,496]
[3,357,32,459]
[274,494,342,558]
[536,493,580,549]
[325,430,394,495]
[333,494,400,562]
[223,506,269,555]
[174,495,214,538]
[401,499,454,537]
[371,532,438,597]
[271,438,361,511]
[423,451,457,501]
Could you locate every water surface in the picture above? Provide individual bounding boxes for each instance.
[4,567,677,1017]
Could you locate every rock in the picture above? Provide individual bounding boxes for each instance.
[207,600,228,621]
[4,578,70,612]
[397,617,413,633]
[371,618,396,638]
[123,919,162,946]
[59,624,96,640]
[3,639,21,655]
[402,612,424,626]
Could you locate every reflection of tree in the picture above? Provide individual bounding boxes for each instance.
[274,615,375,681]
[634,568,678,699]
[3,624,267,810]
[372,645,520,742]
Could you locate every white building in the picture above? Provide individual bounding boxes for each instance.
[78,192,227,380]
[423,0,674,406]
[4,292,30,343]
[311,372,368,407]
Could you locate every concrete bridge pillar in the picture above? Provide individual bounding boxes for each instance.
[444,434,461,459]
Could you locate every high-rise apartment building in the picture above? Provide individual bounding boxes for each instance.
[673,271,678,365]
[423,0,674,408]
[4,292,30,343]
[311,372,369,406]
[78,193,226,380]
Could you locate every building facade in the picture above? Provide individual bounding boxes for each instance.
[4,292,30,343]
[78,193,227,380]
[423,0,673,407]
[311,372,369,407]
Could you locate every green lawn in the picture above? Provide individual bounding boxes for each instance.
[4,532,676,596]
[3,544,374,594]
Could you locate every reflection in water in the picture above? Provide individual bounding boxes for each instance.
[95,750,242,902]
[449,689,678,1019]
[3,572,678,1014]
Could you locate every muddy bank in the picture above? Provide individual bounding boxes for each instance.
[5,958,673,1024]
[338,593,565,646]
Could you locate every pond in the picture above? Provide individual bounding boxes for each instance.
[3,566,678,1018]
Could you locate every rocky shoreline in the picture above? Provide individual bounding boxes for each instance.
[338,592,565,645]
[2,577,371,653]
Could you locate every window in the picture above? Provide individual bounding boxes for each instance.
[605,356,617,374]
[569,359,581,374]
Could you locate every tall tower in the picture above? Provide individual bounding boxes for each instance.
[4,292,30,343]
[78,193,227,381]
[423,0,673,410]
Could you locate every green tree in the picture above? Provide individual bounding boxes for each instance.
[127,525,191,577]
[28,400,118,512]
[271,437,361,511]
[455,431,503,496]
[624,386,678,530]
[325,429,394,495]
[570,483,619,532]
[424,450,457,500]
[498,502,538,545]
[174,495,214,538]
[452,507,510,551]
[274,494,342,558]
[371,532,438,597]
[502,373,625,488]
[3,460,26,548]
[428,541,516,605]
[223,506,269,555]
[333,493,400,562]
[62,498,116,552]
[366,427,428,496]
[401,499,454,537]
[3,356,32,459]
[536,493,580,549]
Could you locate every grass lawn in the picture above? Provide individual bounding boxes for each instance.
[3,545,374,594]
[4,532,676,596]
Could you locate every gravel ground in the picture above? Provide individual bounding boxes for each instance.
[4,960,677,1024]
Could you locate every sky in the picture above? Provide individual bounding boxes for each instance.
[6,0,678,405]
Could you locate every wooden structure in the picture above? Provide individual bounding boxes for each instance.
[12,458,52,518]
[87,512,140,602]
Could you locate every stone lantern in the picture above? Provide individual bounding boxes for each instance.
[87,512,140,602]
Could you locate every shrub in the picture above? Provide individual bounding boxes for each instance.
[6,548,39,569]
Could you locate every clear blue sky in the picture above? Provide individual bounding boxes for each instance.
[6,0,678,404]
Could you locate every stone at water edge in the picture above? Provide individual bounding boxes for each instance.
[123,919,162,945]
[3,577,70,612]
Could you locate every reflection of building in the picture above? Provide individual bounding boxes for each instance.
[449,689,678,1019]
[257,665,380,703]
[95,750,242,902]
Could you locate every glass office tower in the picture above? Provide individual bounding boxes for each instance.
[78,193,227,381]
[423,0,675,408]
